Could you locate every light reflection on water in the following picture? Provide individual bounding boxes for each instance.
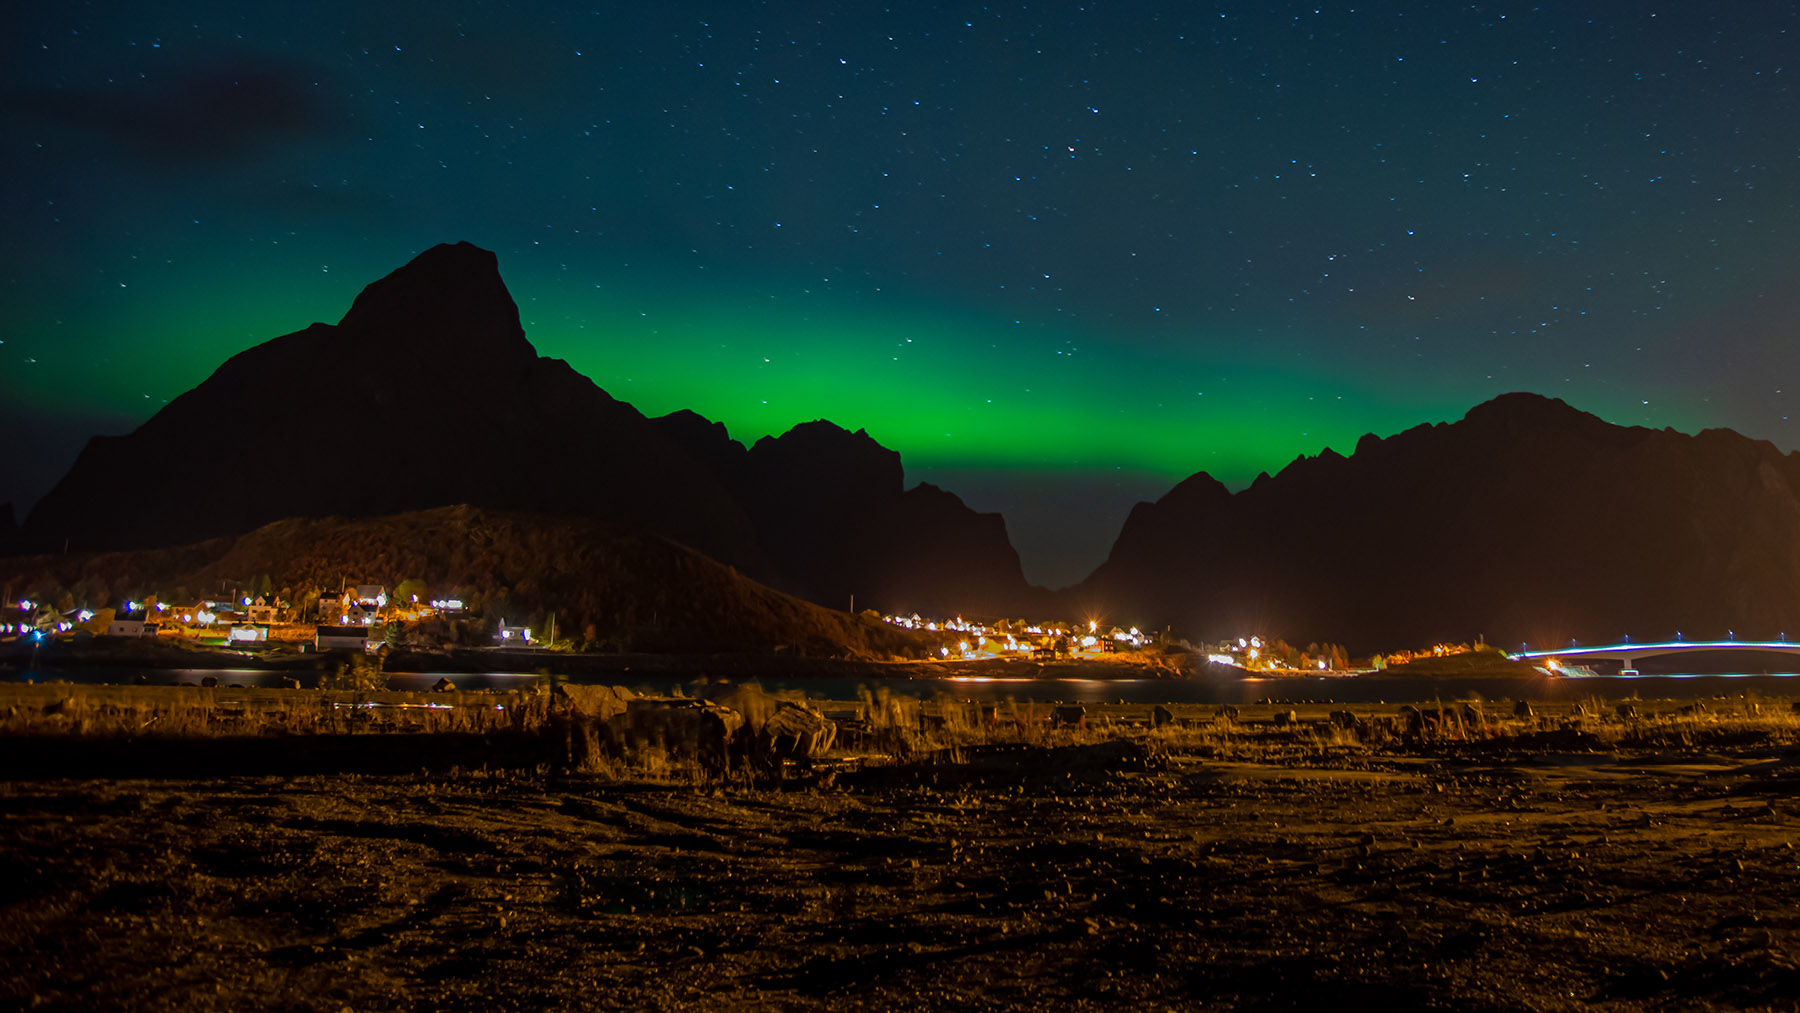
[7,666,1796,705]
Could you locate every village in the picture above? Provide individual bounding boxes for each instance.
[0,584,537,656]
[876,612,1384,674]
[2,578,1453,677]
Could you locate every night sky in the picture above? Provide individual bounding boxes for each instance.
[6,3,1799,585]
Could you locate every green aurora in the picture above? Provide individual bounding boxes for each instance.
[7,1,1791,584]
[5,241,1712,586]
[14,243,1504,483]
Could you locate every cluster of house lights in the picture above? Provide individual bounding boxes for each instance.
[881,613,1149,659]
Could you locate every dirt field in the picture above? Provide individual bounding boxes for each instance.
[4,694,1800,1011]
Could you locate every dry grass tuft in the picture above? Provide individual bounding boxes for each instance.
[5,683,1798,783]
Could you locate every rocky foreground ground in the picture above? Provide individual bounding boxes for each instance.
[4,701,1800,1011]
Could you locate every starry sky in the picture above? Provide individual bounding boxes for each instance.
[6,2,1800,586]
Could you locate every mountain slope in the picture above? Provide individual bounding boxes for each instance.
[1073,393,1800,649]
[19,243,1042,617]
[23,243,761,565]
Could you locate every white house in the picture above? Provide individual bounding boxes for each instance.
[314,626,383,652]
[106,611,160,638]
[246,596,281,624]
[226,625,270,644]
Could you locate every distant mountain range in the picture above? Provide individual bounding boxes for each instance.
[1072,392,1800,649]
[13,243,1800,649]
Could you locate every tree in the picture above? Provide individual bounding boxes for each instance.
[70,576,110,609]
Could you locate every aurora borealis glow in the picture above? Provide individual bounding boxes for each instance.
[6,3,1800,584]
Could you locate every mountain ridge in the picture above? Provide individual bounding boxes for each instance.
[1074,392,1800,649]
[16,244,1800,646]
[17,242,1046,618]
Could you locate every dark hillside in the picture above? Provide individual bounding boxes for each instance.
[0,505,939,659]
[1073,393,1800,649]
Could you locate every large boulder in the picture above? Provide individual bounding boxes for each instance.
[756,701,837,763]
[555,683,637,723]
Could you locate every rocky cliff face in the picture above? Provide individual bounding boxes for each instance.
[660,417,1043,617]
[1073,393,1800,649]
[856,482,1051,619]
[19,243,1042,618]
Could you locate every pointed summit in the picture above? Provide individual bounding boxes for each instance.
[15,244,1044,621]
[337,241,537,367]
[20,242,720,553]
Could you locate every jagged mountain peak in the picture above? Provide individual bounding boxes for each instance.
[336,241,536,365]
[1076,395,1800,648]
[16,243,1045,618]
[748,420,903,501]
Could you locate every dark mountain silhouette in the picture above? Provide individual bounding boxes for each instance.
[18,242,1043,617]
[857,482,1044,619]
[1073,393,1800,650]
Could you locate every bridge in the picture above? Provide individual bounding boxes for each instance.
[1512,640,1800,674]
